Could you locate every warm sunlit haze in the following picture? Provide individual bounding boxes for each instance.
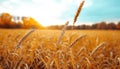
[0,0,120,69]
[0,0,120,26]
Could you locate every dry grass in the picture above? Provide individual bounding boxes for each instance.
[0,29,120,69]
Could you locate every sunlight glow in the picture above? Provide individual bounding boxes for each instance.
[0,0,92,26]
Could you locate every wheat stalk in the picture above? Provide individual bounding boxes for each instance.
[14,57,23,69]
[69,48,76,69]
[69,35,86,48]
[90,42,106,56]
[56,21,69,45]
[72,0,85,29]
[24,64,29,69]
[85,57,91,64]
[77,46,86,56]
[16,28,35,49]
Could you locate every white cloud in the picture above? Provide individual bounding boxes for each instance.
[84,0,93,8]
[0,0,93,26]
[10,0,19,3]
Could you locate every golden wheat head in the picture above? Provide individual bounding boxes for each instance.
[73,0,85,25]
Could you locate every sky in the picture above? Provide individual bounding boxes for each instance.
[0,0,120,26]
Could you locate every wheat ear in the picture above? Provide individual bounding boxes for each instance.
[90,42,106,56]
[77,46,86,56]
[69,35,86,48]
[72,0,85,29]
[56,21,69,45]
[16,28,35,49]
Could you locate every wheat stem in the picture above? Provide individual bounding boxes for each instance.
[14,57,23,69]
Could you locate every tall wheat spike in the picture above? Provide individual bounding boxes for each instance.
[72,0,85,29]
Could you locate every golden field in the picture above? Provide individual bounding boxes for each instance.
[0,29,120,69]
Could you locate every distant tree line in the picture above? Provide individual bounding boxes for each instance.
[47,21,120,30]
[0,13,44,29]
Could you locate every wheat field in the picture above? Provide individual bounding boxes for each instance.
[0,29,120,69]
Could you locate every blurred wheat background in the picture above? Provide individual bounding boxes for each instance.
[0,29,120,69]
